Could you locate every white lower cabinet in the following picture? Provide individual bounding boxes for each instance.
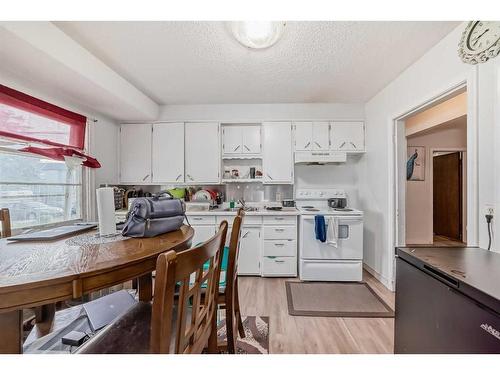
[187,214,297,277]
[238,227,261,275]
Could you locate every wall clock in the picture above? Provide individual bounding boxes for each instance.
[458,21,500,64]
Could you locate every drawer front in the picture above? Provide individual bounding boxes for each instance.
[263,215,296,225]
[262,256,297,276]
[263,226,296,240]
[263,240,296,257]
[186,215,216,225]
[216,215,262,226]
[299,260,362,282]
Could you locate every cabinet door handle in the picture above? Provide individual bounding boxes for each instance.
[274,243,285,247]
[142,174,150,181]
[242,231,250,238]
[304,142,311,149]
[274,217,284,220]
[350,142,357,149]
[340,142,346,149]
[175,174,182,181]
[244,145,251,151]
[275,228,285,232]
[275,260,285,263]
[187,174,194,181]
[233,145,240,151]
[314,141,322,148]
[192,217,203,221]
[266,173,273,180]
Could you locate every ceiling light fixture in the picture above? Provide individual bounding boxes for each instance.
[229,21,285,49]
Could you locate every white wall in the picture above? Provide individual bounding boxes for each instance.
[360,23,500,290]
[158,103,364,122]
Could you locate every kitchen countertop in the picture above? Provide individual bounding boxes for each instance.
[185,207,300,216]
[396,247,500,310]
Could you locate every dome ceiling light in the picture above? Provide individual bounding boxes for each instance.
[229,21,286,50]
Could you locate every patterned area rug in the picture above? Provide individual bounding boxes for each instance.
[217,316,269,354]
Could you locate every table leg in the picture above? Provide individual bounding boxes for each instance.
[138,273,153,302]
[34,303,56,337]
[0,310,23,354]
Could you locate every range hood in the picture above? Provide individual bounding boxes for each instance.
[294,151,347,164]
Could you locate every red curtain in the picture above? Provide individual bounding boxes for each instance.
[0,84,101,168]
[0,84,86,149]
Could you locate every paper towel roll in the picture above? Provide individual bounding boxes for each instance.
[96,187,116,236]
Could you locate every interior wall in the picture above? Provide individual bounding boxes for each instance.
[361,23,500,290]
[405,117,467,244]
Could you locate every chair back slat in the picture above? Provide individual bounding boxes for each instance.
[0,208,12,238]
[225,209,245,352]
[150,221,228,354]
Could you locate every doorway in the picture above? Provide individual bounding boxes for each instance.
[397,89,470,248]
[432,151,466,246]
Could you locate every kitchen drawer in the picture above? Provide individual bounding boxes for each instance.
[186,215,216,225]
[263,240,296,257]
[299,260,362,282]
[262,256,297,277]
[263,215,296,225]
[263,226,296,240]
[216,215,262,226]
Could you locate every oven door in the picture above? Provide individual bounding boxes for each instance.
[299,215,363,260]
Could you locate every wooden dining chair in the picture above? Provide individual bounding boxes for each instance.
[0,208,12,238]
[77,221,228,354]
[215,208,246,353]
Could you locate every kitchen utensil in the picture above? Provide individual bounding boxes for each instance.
[327,197,347,209]
[249,167,256,179]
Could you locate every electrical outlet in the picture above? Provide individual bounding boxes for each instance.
[484,204,494,216]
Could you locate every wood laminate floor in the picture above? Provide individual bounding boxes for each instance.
[237,271,395,354]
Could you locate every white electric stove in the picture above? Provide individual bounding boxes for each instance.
[295,188,364,281]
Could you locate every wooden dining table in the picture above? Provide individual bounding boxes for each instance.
[0,225,194,354]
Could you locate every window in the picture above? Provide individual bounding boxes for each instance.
[0,150,82,229]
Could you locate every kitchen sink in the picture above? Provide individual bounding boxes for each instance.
[222,207,259,212]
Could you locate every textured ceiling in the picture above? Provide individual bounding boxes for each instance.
[54,21,459,105]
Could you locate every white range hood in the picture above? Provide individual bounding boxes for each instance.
[294,151,347,164]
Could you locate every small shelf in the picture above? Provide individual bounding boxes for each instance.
[222,155,262,160]
[222,179,263,183]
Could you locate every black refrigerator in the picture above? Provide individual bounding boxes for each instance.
[395,247,500,354]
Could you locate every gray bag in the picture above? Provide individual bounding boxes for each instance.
[121,191,186,238]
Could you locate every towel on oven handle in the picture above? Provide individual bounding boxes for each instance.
[314,215,326,243]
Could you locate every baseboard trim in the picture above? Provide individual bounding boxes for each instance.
[363,263,395,292]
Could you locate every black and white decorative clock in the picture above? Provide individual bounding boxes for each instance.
[458,21,500,64]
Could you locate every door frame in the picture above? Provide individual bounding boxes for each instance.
[430,148,467,243]
[389,73,479,288]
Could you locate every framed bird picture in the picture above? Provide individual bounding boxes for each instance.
[407,146,425,181]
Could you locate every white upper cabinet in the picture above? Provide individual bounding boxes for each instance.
[294,122,330,151]
[152,122,184,184]
[222,124,261,156]
[185,122,220,184]
[263,122,293,184]
[120,123,152,183]
[330,121,365,151]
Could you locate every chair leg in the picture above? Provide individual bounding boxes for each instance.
[234,285,245,338]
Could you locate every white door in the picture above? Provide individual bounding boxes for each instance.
[191,225,216,248]
[242,126,261,154]
[294,122,313,151]
[222,126,242,154]
[331,121,365,151]
[120,123,152,183]
[152,122,184,184]
[238,227,261,275]
[312,122,330,150]
[185,122,220,184]
[263,122,293,184]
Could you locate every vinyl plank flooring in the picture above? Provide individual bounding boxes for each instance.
[237,270,394,354]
